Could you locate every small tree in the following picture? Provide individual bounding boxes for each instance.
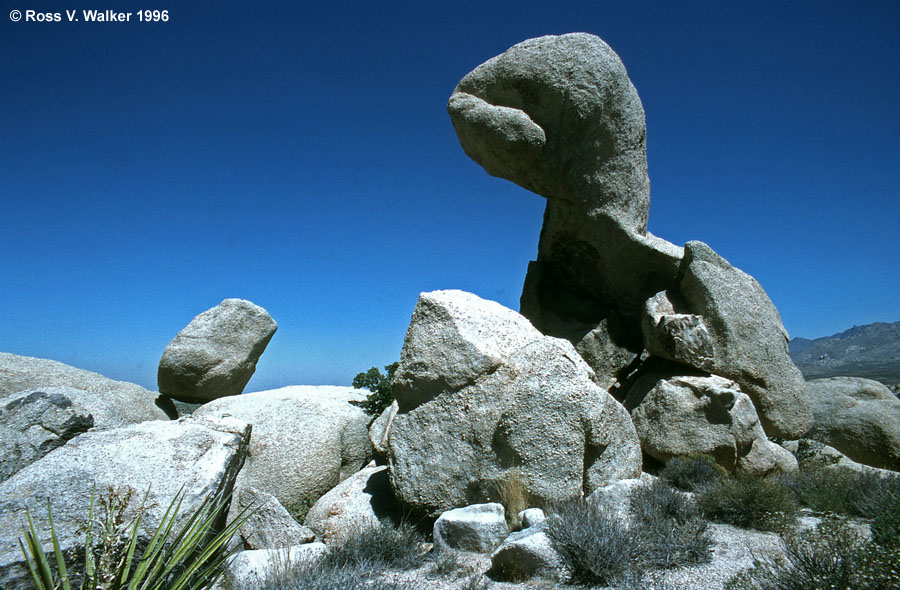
[351,362,399,415]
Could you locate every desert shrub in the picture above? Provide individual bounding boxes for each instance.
[778,467,857,515]
[546,497,638,586]
[872,497,900,549]
[725,517,900,590]
[322,520,427,571]
[351,362,399,415]
[851,471,900,519]
[698,472,797,532]
[777,467,900,521]
[629,480,713,569]
[260,560,408,590]
[259,521,426,590]
[18,485,250,590]
[658,454,727,493]
[428,549,473,579]
[494,468,530,529]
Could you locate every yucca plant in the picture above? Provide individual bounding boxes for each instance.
[18,484,254,590]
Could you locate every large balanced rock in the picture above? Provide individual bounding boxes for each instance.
[158,299,277,403]
[805,377,900,471]
[389,290,641,518]
[0,352,168,427]
[0,387,93,482]
[0,415,250,590]
[193,386,373,521]
[641,241,812,439]
[627,374,797,474]
[447,33,681,385]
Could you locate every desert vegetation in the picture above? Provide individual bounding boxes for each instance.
[18,486,250,590]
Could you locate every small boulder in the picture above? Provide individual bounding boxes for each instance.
[433,503,509,553]
[489,527,567,583]
[158,299,277,403]
[193,386,373,521]
[519,508,546,530]
[304,464,398,546]
[0,387,93,482]
[391,290,542,410]
[0,415,250,590]
[0,352,168,427]
[641,241,812,439]
[230,486,315,551]
[223,543,327,589]
[805,377,900,470]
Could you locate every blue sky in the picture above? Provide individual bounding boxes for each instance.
[2,1,898,392]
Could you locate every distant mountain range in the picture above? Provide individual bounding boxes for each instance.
[790,321,900,389]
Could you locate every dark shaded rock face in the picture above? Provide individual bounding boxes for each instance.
[0,387,94,482]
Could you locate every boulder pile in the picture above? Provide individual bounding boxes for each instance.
[0,32,897,590]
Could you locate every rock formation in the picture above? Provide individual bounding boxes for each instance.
[192,385,373,521]
[158,298,277,403]
[0,415,250,589]
[626,374,797,474]
[0,352,168,427]
[388,290,641,518]
[0,387,93,482]
[448,33,813,458]
[642,241,811,439]
[448,33,683,390]
[804,377,900,470]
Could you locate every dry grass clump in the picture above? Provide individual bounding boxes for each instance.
[546,496,637,586]
[494,468,530,529]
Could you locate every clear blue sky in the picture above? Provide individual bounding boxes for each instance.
[2,1,898,392]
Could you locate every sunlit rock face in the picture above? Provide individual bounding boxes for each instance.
[388,290,641,519]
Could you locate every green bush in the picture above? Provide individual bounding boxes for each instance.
[851,471,900,519]
[777,467,900,521]
[658,454,727,493]
[698,473,798,532]
[351,362,399,415]
[18,485,251,590]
